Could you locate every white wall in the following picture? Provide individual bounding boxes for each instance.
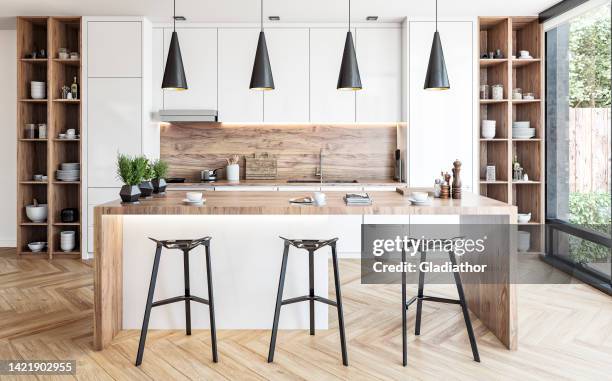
[0,30,16,247]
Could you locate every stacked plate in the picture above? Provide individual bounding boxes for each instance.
[512,121,535,139]
[60,231,76,252]
[31,81,46,99]
[56,162,80,181]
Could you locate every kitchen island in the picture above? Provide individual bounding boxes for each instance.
[94,190,517,351]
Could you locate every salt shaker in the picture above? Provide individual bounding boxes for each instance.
[434,179,442,198]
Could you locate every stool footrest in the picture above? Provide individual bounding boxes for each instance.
[420,295,461,305]
[405,296,418,309]
[281,295,338,307]
[152,295,210,308]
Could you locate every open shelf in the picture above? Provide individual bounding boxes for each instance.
[17,16,82,259]
[478,16,544,220]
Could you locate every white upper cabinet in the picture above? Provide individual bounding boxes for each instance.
[408,21,473,188]
[309,28,356,123]
[87,78,142,187]
[218,28,263,122]
[163,28,218,110]
[263,28,309,123]
[151,28,164,112]
[356,28,402,122]
[87,21,142,77]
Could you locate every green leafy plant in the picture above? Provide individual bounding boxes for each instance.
[141,159,155,181]
[116,154,147,186]
[151,159,169,179]
[568,192,611,263]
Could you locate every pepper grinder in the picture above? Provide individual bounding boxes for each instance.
[452,159,462,199]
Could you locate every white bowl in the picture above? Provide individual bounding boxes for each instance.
[186,192,203,202]
[28,242,46,252]
[61,240,76,252]
[25,204,48,222]
[517,213,531,223]
[481,127,496,139]
[512,121,531,129]
[411,192,429,202]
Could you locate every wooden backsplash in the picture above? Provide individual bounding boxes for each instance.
[160,123,403,181]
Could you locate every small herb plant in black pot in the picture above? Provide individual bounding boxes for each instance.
[139,158,154,198]
[116,154,146,204]
[151,159,169,194]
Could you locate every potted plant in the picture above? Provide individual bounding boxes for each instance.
[116,154,146,203]
[138,157,154,198]
[151,159,169,194]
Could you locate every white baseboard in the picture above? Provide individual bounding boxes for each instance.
[0,239,16,247]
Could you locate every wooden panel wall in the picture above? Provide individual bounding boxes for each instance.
[160,123,401,181]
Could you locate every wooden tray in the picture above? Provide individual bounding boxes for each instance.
[245,152,277,179]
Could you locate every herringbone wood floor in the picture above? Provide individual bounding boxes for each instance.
[1,247,611,380]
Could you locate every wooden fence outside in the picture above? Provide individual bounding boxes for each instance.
[568,108,611,193]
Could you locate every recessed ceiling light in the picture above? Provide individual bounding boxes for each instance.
[366,16,378,21]
[174,16,186,21]
[268,16,280,21]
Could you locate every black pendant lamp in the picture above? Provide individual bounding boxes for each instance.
[337,0,362,90]
[250,0,274,90]
[162,0,187,90]
[424,0,450,90]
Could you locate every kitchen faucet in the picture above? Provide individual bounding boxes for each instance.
[315,148,324,184]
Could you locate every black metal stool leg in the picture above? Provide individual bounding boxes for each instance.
[183,249,192,336]
[204,243,218,363]
[401,246,407,367]
[135,244,163,366]
[268,243,290,363]
[331,243,348,366]
[309,250,315,336]
[448,250,480,362]
[415,250,426,335]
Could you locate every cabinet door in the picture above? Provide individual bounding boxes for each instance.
[151,28,164,112]
[163,28,217,110]
[87,21,142,77]
[310,28,356,123]
[218,28,263,122]
[263,28,309,123]
[408,21,473,188]
[88,78,142,187]
[356,28,402,122]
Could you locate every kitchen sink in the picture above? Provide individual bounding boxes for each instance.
[286,179,359,184]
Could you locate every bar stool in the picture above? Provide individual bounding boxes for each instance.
[135,237,218,366]
[401,238,480,366]
[268,237,348,366]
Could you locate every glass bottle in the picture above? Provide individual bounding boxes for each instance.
[71,76,79,99]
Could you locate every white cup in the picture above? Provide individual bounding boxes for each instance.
[313,192,327,206]
[411,192,429,202]
[66,129,76,136]
[186,192,203,202]
[519,50,530,58]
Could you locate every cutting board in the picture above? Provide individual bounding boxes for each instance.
[245,152,278,179]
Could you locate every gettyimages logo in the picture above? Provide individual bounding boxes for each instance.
[372,236,487,257]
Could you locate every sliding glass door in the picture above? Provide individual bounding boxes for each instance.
[545,0,611,293]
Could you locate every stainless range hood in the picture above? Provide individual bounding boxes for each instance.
[159,109,218,122]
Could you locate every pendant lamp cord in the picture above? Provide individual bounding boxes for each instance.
[173,0,176,31]
[435,0,438,31]
[261,0,263,31]
[348,0,351,31]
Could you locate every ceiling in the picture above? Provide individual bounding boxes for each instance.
[0,0,560,24]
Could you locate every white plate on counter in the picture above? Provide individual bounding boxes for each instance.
[408,197,433,206]
[182,198,206,205]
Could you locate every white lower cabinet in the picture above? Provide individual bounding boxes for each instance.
[87,78,142,188]
[326,215,362,255]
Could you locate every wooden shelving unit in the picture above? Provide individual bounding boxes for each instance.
[17,17,82,259]
[478,16,545,251]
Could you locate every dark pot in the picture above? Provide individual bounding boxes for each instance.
[61,208,78,222]
[139,180,154,198]
[152,178,167,194]
[120,185,141,204]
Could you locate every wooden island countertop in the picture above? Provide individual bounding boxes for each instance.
[95,190,517,217]
[93,190,518,353]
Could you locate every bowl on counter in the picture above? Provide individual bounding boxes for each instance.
[411,192,429,202]
[25,204,48,222]
[27,241,46,252]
